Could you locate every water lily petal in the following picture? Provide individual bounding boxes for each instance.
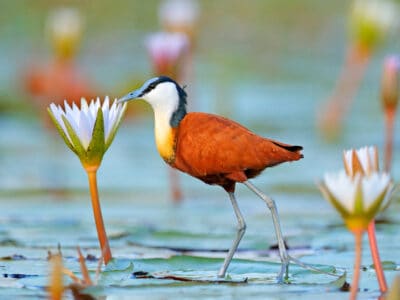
[361,172,391,211]
[105,102,126,149]
[78,111,93,150]
[356,146,378,174]
[343,146,379,176]
[102,96,110,139]
[343,150,353,176]
[106,101,118,140]
[323,171,357,213]
[49,104,67,134]
[81,98,89,113]
[380,182,395,212]
[48,97,126,167]
[48,106,75,153]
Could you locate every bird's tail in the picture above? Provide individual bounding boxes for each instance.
[271,141,304,159]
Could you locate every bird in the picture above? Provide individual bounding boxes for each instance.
[118,76,303,281]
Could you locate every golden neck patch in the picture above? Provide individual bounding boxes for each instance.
[155,126,176,163]
[153,106,178,163]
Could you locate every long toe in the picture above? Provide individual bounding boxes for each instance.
[217,269,226,279]
[276,260,289,284]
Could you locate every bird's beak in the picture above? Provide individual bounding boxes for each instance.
[117,88,143,104]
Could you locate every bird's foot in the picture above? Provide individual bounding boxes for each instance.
[288,255,342,278]
[276,261,289,284]
[276,255,343,284]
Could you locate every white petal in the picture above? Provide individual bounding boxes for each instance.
[88,98,98,120]
[81,98,89,113]
[361,172,391,210]
[106,107,118,141]
[77,111,92,149]
[64,101,73,117]
[63,100,71,113]
[71,102,81,125]
[356,146,378,174]
[343,149,354,176]
[324,171,357,213]
[49,103,62,124]
[50,103,71,142]
[380,182,394,211]
[102,96,111,138]
[81,101,95,132]
[105,100,125,142]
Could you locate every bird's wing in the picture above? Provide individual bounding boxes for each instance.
[173,112,301,178]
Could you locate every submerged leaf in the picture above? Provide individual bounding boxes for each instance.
[97,260,134,286]
[370,260,398,271]
[330,271,348,290]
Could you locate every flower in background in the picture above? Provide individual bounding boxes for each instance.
[158,0,199,44]
[46,7,84,60]
[320,145,395,298]
[317,0,400,140]
[381,56,400,112]
[48,97,126,169]
[48,97,126,265]
[343,145,379,177]
[145,32,189,80]
[319,169,393,299]
[381,55,400,172]
[342,145,393,293]
[320,171,393,231]
[350,0,400,52]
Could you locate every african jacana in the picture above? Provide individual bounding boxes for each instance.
[119,76,303,281]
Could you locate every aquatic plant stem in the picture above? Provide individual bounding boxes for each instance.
[86,168,112,264]
[318,43,370,139]
[169,167,183,203]
[384,107,396,172]
[49,254,63,300]
[350,230,363,300]
[367,220,387,293]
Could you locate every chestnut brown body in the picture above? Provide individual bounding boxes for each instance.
[170,112,303,192]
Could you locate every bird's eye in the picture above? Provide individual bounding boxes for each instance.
[143,83,156,94]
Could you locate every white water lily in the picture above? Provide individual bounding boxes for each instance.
[145,32,189,76]
[158,0,199,31]
[46,7,83,59]
[351,0,400,49]
[320,170,393,231]
[48,97,126,168]
[343,146,379,176]
[48,97,126,264]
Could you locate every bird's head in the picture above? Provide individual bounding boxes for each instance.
[118,76,187,127]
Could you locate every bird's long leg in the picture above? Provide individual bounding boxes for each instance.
[243,181,289,283]
[218,192,246,278]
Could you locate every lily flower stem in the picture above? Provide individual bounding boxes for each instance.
[350,230,363,300]
[86,169,112,264]
[169,167,183,203]
[367,220,387,293]
[319,44,370,137]
[384,107,396,173]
